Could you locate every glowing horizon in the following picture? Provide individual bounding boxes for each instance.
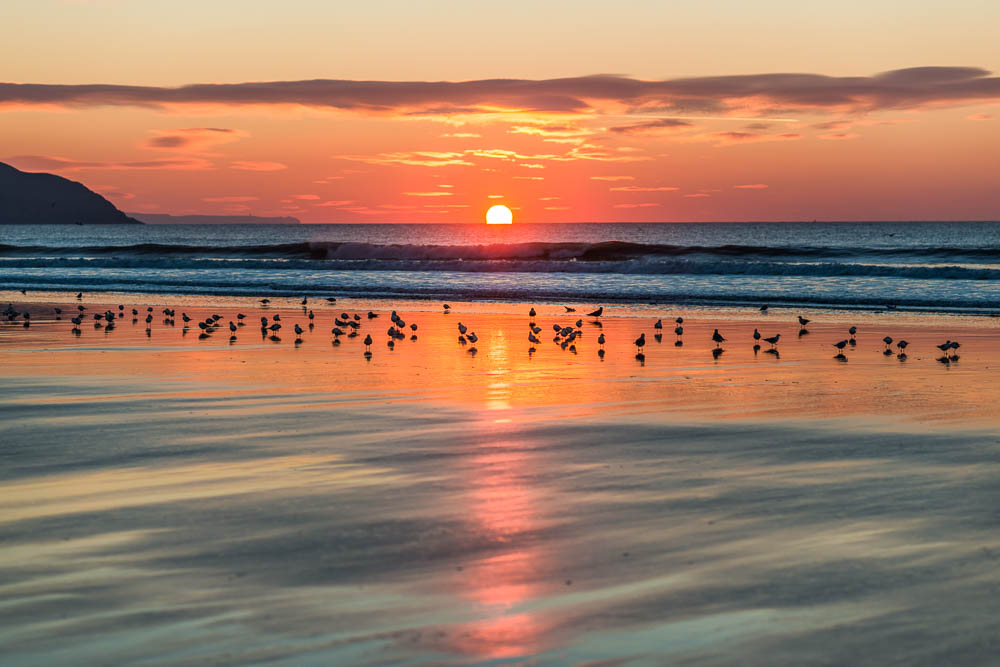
[2,1,999,223]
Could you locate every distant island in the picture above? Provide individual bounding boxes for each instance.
[0,161,141,225]
[129,213,301,225]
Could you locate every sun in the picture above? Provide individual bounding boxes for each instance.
[485,204,513,225]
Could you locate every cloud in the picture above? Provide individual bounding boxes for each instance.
[202,196,260,202]
[403,191,452,197]
[487,194,504,199]
[733,183,768,189]
[538,196,560,201]
[230,160,287,171]
[707,131,801,146]
[684,193,711,198]
[609,118,694,135]
[441,132,482,138]
[613,202,661,208]
[513,176,544,180]
[590,175,635,181]
[5,67,998,117]
[818,132,861,140]
[314,200,355,207]
[5,154,212,171]
[520,163,545,169]
[968,112,994,120]
[544,205,570,210]
[610,185,679,192]
[143,127,244,152]
[293,194,320,200]
[341,152,474,167]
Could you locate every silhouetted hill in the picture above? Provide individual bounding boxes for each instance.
[129,213,301,225]
[0,162,140,224]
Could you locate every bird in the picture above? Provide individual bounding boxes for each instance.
[882,336,893,349]
[237,313,245,321]
[587,307,603,317]
[458,322,468,335]
[848,326,857,337]
[528,332,540,344]
[675,317,683,325]
[753,328,761,343]
[76,292,83,300]
[229,321,237,333]
[467,332,478,344]
[764,333,781,348]
[363,334,373,350]
[634,333,645,353]
[597,333,606,348]
[529,307,536,318]
[897,340,909,351]
[949,341,961,355]
[410,323,418,331]
[308,310,315,320]
[182,313,192,323]
[759,305,768,313]
[936,340,952,354]
[654,319,663,329]
[443,304,451,311]
[833,339,848,351]
[712,329,726,347]
[674,326,683,338]
[260,298,270,305]
[564,306,576,312]
[294,324,304,335]
[301,297,308,305]
[798,316,810,327]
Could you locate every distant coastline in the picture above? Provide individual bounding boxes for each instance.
[128,213,301,225]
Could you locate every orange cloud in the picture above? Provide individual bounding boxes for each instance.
[404,191,452,196]
[143,127,244,152]
[613,202,661,208]
[202,195,260,202]
[733,184,768,189]
[590,175,635,181]
[5,154,213,171]
[230,160,287,171]
[610,185,679,192]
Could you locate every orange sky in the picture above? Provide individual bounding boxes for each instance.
[2,0,999,222]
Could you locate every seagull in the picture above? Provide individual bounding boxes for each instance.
[712,329,726,347]
[764,333,781,348]
[587,307,603,317]
[634,332,645,353]
[798,315,810,327]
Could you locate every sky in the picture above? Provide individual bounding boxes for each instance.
[2,0,999,222]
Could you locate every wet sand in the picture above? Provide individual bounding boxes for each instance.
[2,293,999,665]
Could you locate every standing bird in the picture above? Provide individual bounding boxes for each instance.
[798,315,810,327]
[848,326,857,337]
[529,307,536,318]
[229,321,237,333]
[301,297,308,305]
[897,340,909,351]
[654,319,663,330]
[597,333,606,348]
[759,305,768,313]
[458,322,468,335]
[764,333,781,348]
[949,341,961,355]
[674,325,683,339]
[587,306,603,317]
[882,336,893,349]
[634,332,645,353]
[753,328,761,344]
[833,339,848,351]
[363,334,373,351]
[712,329,726,347]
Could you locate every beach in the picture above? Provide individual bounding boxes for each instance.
[2,292,1000,665]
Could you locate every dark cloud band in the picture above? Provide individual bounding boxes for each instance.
[2,67,998,114]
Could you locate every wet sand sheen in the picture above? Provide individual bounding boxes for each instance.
[1,295,999,665]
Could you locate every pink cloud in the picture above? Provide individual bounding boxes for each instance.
[684,193,711,198]
[293,194,320,200]
[590,175,635,181]
[315,200,356,207]
[202,195,260,202]
[404,191,452,197]
[143,127,244,152]
[733,184,768,189]
[613,202,661,208]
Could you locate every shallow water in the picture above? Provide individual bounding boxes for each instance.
[2,300,999,665]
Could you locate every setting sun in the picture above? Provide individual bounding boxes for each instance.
[485,204,513,225]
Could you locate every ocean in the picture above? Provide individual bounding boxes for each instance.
[2,221,999,313]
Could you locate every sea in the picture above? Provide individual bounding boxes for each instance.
[2,221,999,313]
